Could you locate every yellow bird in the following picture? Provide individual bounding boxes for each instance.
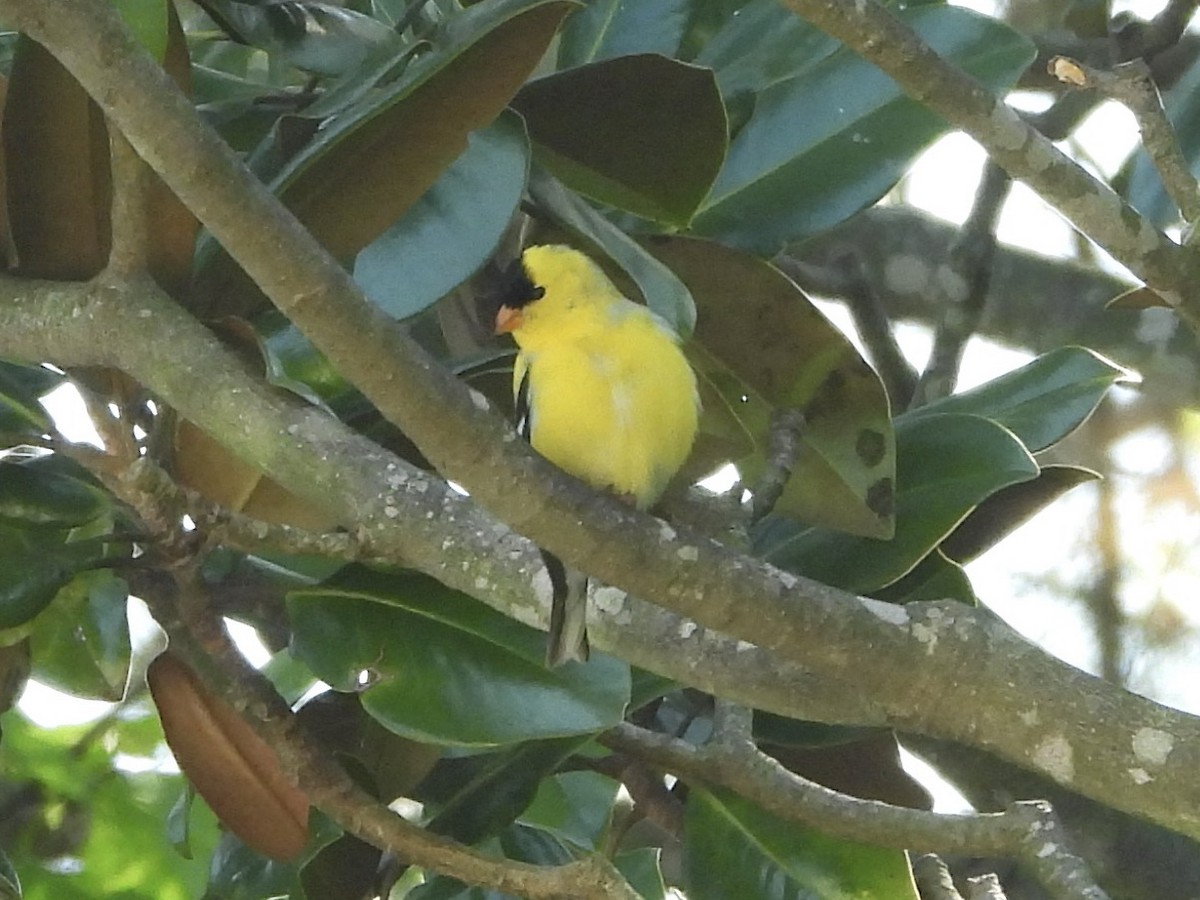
[494,244,699,665]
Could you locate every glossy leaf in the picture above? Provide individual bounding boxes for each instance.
[556,0,689,67]
[649,236,894,537]
[941,465,1097,563]
[871,549,978,606]
[30,571,131,701]
[513,55,726,225]
[684,787,918,900]
[354,111,529,319]
[905,347,1132,453]
[529,171,697,335]
[196,0,398,75]
[0,527,120,630]
[615,848,667,900]
[194,0,575,317]
[421,736,592,845]
[0,361,62,436]
[288,568,631,746]
[692,0,839,99]
[0,456,109,528]
[519,771,620,850]
[756,414,1038,592]
[691,5,1035,253]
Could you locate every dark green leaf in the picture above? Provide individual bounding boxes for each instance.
[556,0,689,67]
[691,5,1035,253]
[615,847,667,900]
[519,771,620,850]
[421,737,591,844]
[693,0,839,98]
[354,111,529,319]
[756,414,1038,592]
[288,568,630,745]
[0,529,117,630]
[905,347,1132,453]
[29,571,131,701]
[205,810,341,900]
[0,846,19,900]
[513,55,726,225]
[941,465,1098,563]
[685,788,917,900]
[196,0,398,75]
[0,361,62,437]
[0,455,109,528]
[871,549,978,605]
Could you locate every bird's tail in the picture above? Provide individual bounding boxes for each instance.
[541,550,590,666]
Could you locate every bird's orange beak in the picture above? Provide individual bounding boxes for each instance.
[495,305,523,335]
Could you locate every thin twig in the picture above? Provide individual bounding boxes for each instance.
[913,854,966,900]
[832,249,919,408]
[105,129,152,280]
[910,161,1011,408]
[1049,56,1200,225]
[601,723,1110,900]
[750,408,806,523]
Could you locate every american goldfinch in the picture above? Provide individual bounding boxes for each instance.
[494,244,700,666]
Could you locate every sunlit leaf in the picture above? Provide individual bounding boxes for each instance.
[905,346,1133,453]
[30,571,130,701]
[684,788,918,900]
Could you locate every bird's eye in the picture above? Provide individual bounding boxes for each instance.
[531,286,546,301]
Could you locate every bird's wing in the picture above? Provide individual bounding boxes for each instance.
[515,359,532,440]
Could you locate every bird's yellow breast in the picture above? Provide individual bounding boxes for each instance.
[514,302,698,508]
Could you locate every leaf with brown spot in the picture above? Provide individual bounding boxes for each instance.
[647,236,894,538]
[147,652,310,862]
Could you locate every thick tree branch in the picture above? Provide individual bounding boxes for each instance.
[602,723,1109,900]
[778,0,1200,323]
[3,204,1200,853]
[5,0,1200,847]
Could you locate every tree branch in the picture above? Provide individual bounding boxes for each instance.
[5,0,1200,848]
[132,567,640,900]
[777,0,1200,323]
[601,723,1109,900]
[4,240,1200,849]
